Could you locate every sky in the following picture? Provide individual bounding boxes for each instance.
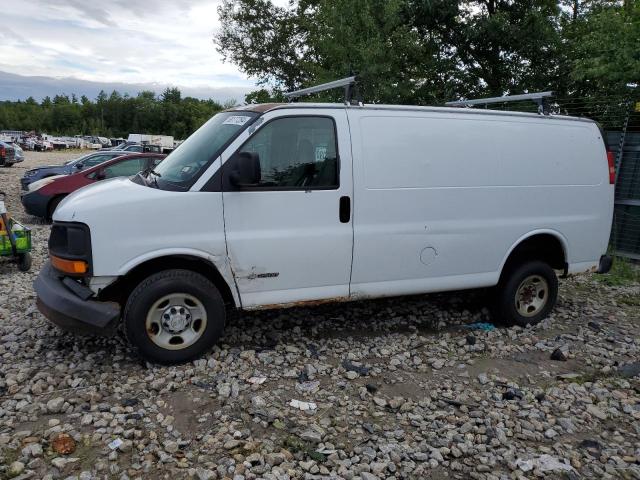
[0,0,276,101]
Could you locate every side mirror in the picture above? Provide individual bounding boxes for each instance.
[230,152,261,187]
[75,163,83,169]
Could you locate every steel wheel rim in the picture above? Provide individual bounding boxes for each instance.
[145,293,207,350]
[515,275,549,317]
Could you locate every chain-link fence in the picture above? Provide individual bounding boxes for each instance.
[474,94,640,260]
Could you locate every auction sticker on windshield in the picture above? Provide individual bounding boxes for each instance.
[223,115,251,126]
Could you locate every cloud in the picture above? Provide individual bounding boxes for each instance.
[0,0,256,94]
[0,70,252,103]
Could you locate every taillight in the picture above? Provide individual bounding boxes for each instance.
[607,150,616,184]
[0,146,5,158]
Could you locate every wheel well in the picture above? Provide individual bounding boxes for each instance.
[100,255,236,308]
[47,194,67,220]
[502,234,567,277]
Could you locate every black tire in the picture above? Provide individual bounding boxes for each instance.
[47,195,66,221]
[123,269,225,365]
[492,260,558,327]
[17,252,32,272]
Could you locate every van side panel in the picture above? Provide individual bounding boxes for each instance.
[349,110,613,297]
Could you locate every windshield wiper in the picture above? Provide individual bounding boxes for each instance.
[141,166,162,188]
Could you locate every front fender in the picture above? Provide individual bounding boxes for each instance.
[118,248,240,307]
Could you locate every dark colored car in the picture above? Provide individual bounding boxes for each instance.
[0,141,17,167]
[21,153,165,219]
[112,143,163,153]
[20,150,127,190]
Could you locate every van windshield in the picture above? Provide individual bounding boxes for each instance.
[152,111,258,190]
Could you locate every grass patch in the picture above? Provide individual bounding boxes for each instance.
[596,256,640,286]
[0,448,20,480]
[283,436,326,462]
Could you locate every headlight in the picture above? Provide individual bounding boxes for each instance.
[49,222,92,276]
[28,175,64,192]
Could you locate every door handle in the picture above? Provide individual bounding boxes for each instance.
[339,196,350,223]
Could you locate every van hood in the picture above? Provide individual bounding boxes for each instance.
[54,177,164,222]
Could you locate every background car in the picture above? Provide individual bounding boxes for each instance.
[5,141,24,163]
[21,153,165,220]
[20,150,127,190]
[0,141,17,167]
[111,142,163,153]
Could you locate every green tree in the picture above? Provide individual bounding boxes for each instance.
[216,0,564,103]
[564,1,640,96]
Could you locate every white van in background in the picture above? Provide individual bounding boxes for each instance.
[34,99,614,364]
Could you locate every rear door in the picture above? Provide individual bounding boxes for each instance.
[222,108,354,308]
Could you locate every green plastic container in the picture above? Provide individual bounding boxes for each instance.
[0,220,31,255]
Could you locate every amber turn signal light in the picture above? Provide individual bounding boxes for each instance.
[50,255,88,275]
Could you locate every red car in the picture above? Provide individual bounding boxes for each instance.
[21,153,165,220]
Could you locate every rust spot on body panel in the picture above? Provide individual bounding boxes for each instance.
[245,296,351,311]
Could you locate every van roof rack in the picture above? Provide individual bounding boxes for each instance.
[284,76,360,105]
[445,91,554,114]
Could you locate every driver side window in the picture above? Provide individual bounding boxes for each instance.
[237,116,338,189]
[83,155,109,168]
[102,158,145,179]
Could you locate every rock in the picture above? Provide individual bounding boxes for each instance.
[8,461,25,476]
[365,384,378,394]
[300,428,323,443]
[373,397,387,407]
[388,397,405,409]
[46,397,65,413]
[51,433,75,455]
[586,405,607,420]
[217,383,231,398]
[224,439,241,450]
[477,373,489,385]
[342,359,370,375]
[196,468,216,480]
[22,442,43,457]
[345,370,358,380]
[432,359,445,370]
[587,321,601,331]
[550,347,569,361]
[251,395,267,408]
[466,334,476,345]
[503,388,524,400]
[619,361,640,378]
[51,457,79,469]
[164,440,179,453]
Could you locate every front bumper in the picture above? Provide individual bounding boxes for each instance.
[34,262,121,336]
[20,176,32,190]
[21,189,50,218]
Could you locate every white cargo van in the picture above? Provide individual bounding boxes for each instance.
[34,89,615,364]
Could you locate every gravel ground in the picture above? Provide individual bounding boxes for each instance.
[1,151,639,480]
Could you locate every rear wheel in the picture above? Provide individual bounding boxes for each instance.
[123,269,225,364]
[17,253,32,272]
[492,260,558,327]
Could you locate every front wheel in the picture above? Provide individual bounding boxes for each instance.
[492,260,558,327]
[123,269,226,364]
